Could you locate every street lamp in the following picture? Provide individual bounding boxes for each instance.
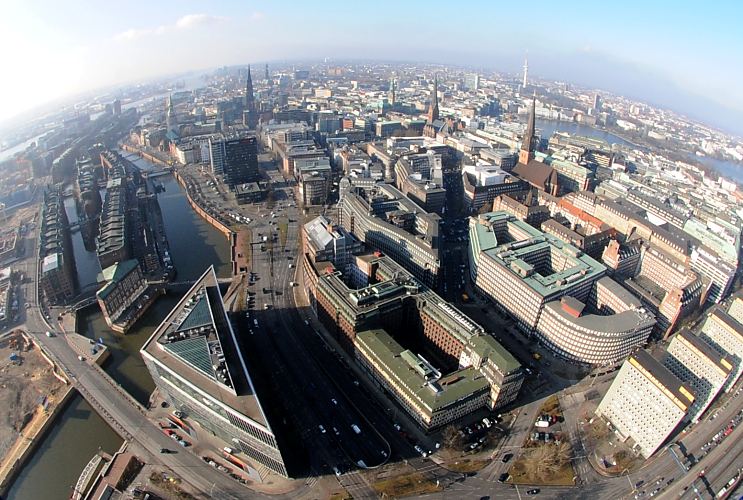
[621,467,634,493]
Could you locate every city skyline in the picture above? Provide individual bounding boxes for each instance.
[1,0,743,135]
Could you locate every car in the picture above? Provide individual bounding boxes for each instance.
[318,425,326,434]
[526,489,540,495]
[498,473,509,483]
[331,398,338,405]
[393,423,401,431]
[333,427,340,436]
[501,453,513,463]
[160,448,171,453]
[333,466,341,477]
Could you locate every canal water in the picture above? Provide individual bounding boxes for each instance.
[8,163,231,499]
[6,395,123,500]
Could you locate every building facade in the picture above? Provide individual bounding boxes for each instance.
[141,267,288,478]
[595,350,694,458]
[663,329,732,423]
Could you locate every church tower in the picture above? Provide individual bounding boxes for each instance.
[427,73,439,123]
[518,95,537,165]
[244,65,258,128]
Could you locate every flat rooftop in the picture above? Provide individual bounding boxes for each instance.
[356,329,490,413]
[473,211,606,298]
[141,266,269,428]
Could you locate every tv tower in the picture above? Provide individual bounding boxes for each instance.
[522,54,529,89]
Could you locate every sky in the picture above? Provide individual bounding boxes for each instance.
[1,0,742,134]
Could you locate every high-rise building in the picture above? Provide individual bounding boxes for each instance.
[427,74,439,123]
[699,309,743,392]
[141,267,289,478]
[663,329,732,423]
[595,350,694,458]
[464,73,480,91]
[209,135,259,187]
[593,93,602,113]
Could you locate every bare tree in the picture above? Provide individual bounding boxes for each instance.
[442,425,464,451]
[523,442,572,479]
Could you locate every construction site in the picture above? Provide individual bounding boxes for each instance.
[0,331,69,491]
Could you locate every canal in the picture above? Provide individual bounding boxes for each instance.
[8,164,231,499]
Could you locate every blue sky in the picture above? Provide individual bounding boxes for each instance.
[1,0,741,133]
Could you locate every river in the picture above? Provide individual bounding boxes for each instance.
[7,162,231,499]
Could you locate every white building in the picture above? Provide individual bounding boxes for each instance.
[663,329,732,423]
[699,309,743,392]
[596,350,694,458]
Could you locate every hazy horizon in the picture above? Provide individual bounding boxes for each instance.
[1,0,742,135]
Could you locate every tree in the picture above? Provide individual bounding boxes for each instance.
[523,442,572,480]
[442,425,464,451]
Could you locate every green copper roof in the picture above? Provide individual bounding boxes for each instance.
[163,335,214,379]
[177,297,213,332]
[97,259,140,300]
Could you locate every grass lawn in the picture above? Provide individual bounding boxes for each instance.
[507,455,575,486]
[372,472,442,498]
[443,459,490,474]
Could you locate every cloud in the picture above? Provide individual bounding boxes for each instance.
[113,28,150,42]
[114,13,227,42]
[175,14,226,29]
[250,11,265,21]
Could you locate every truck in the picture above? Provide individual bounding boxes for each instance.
[351,424,361,434]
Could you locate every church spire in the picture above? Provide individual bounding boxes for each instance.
[166,94,176,131]
[427,73,439,123]
[244,65,257,128]
[519,94,537,165]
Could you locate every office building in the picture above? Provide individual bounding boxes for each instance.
[468,211,606,334]
[595,350,694,458]
[394,155,447,214]
[303,252,522,430]
[295,157,332,206]
[700,310,743,392]
[534,278,655,365]
[462,164,529,212]
[302,215,364,274]
[663,329,732,423]
[141,267,289,478]
[620,244,703,338]
[210,135,260,186]
[464,73,480,91]
[339,180,441,288]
